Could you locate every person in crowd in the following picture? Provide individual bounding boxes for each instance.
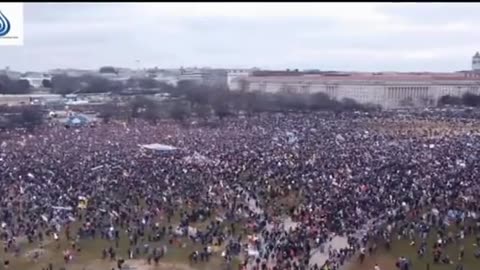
[0,109,479,270]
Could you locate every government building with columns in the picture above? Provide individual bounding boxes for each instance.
[231,53,480,109]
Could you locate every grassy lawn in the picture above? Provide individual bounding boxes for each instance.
[0,228,239,270]
[348,224,480,270]
[0,208,242,270]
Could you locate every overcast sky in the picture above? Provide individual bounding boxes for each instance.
[3,3,480,72]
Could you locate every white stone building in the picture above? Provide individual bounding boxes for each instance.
[48,69,96,77]
[178,68,228,88]
[178,68,204,84]
[227,69,252,90]
[233,72,480,108]
[147,69,179,86]
[99,72,131,82]
[20,72,52,88]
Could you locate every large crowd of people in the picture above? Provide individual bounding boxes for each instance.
[0,108,480,270]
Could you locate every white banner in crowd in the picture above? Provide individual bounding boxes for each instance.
[139,143,178,151]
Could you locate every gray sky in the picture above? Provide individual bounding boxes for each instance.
[3,3,480,72]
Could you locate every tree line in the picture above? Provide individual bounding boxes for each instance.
[97,81,382,125]
[438,93,480,107]
[5,70,480,111]
[0,74,381,130]
[0,105,44,130]
[48,74,180,95]
[0,75,31,94]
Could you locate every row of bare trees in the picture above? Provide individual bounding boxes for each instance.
[97,81,381,124]
[0,105,44,130]
[50,74,125,95]
[49,74,173,95]
[0,75,32,94]
[0,76,382,130]
[438,93,480,107]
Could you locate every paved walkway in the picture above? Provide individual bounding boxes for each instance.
[309,235,350,267]
[240,187,380,269]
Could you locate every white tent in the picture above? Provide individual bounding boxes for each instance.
[52,206,73,211]
[183,152,214,165]
[139,143,178,151]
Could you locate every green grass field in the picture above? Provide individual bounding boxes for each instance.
[0,207,243,270]
[348,223,480,270]
[0,225,239,270]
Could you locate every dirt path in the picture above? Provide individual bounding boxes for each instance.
[127,259,197,270]
[69,259,199,270]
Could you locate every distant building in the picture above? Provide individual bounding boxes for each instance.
[99,72,130,82]
[178,68,204,85]
[227,69,252,90]
[20,72,52,88]
[0,94,62,106]
[147,69,179,86]
[48,69,96,77]
[473,52,480,71]
[233,71,480,108]
[228,55,480,108]
[97,67,150,83]
[178,68,228,88]
[202,69,228,88]
[251,70,302,76]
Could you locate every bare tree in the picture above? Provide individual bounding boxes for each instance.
[237,78,249,92]
[98,102,121,123]
[51,75,82,95]
[399,97,415,107]
[128,96,161,122]
[194,104,211,121]
[419,96,435,107]
[0,75,31,94]
[168,102,190,123]
[99,66,117,74]
[42,79,52,88]
[462,93,480,107]
[209,87,234,119]
[438,95,462,106]
[19,106,44,131]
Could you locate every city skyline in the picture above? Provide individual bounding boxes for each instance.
[3,3,480,72]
